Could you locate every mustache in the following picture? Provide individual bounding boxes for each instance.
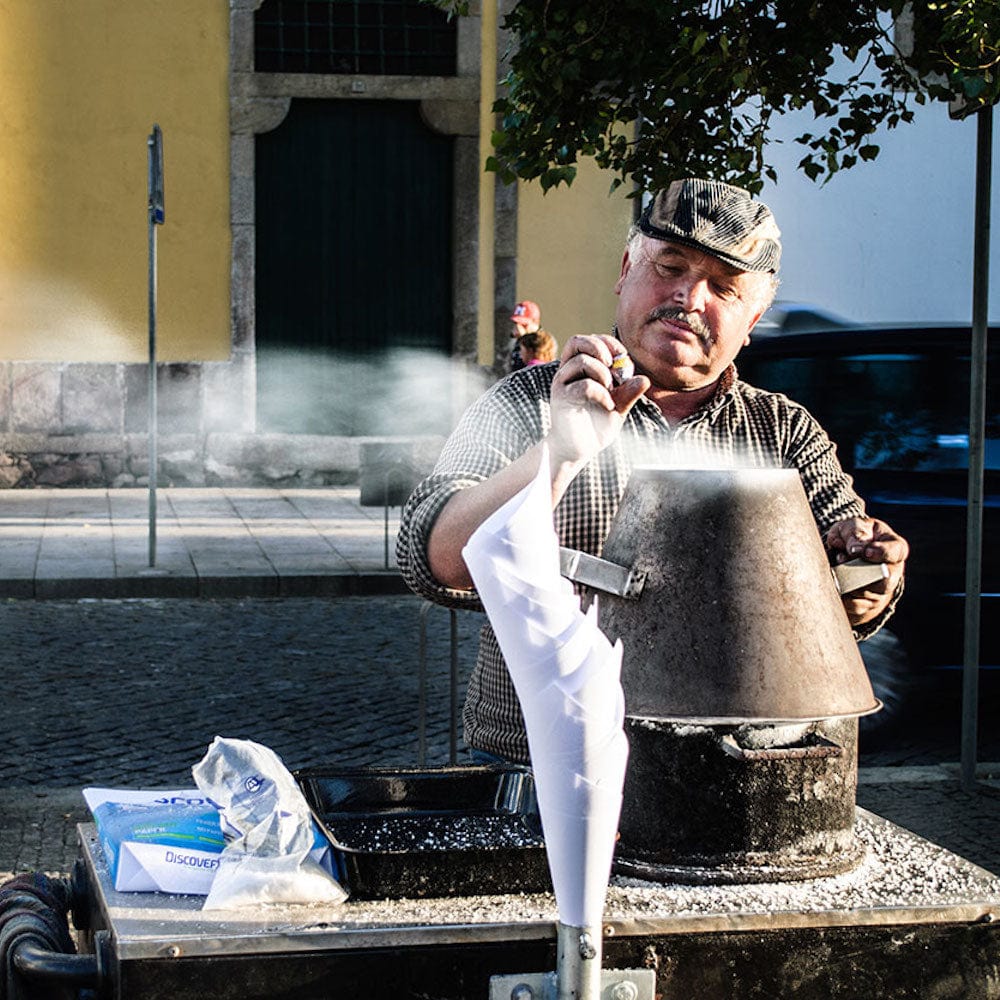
[648,305,712,341]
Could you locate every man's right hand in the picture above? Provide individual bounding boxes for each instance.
[547,334,650,469]
[426,334,648,590]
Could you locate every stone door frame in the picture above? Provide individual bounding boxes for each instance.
[227,0,483,433]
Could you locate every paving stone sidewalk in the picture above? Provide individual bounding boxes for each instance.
[0,486,408,598]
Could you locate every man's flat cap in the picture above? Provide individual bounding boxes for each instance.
[639,178,781,274]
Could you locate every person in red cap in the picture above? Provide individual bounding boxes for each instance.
[508,300,541,372]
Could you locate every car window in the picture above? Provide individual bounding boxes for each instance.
[740,351,999,472]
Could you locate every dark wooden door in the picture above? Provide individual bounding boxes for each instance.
[255,98,454,434]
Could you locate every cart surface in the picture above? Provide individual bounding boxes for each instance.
[74,810,1000,999]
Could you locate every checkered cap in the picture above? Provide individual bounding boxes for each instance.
[639,178,781,274]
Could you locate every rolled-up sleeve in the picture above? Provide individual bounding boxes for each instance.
[396,472,487,611]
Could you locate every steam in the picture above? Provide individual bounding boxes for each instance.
[623,432,770,473]
[256,346,491,437]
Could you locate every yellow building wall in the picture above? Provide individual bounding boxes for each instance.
[0,0,230,363]
[516,162,634,351]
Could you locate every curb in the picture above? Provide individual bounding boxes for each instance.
[0,572,412,601]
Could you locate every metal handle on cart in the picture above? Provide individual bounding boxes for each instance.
[0,867,110,999]
[12,939,102,994]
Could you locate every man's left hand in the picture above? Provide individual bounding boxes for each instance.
[825,516,909,627]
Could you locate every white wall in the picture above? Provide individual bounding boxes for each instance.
[760,101,1000,325]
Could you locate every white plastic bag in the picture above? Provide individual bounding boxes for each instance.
[192,736,347,909]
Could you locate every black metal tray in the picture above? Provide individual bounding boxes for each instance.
[294,764,551,900]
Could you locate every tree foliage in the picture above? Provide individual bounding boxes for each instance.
[435,0,1000,194]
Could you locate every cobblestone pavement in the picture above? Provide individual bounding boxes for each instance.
[2,596,999,880]
[1,595,484,877]
[3,595,482,785]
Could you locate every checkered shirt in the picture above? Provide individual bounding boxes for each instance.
[397,360,893,763]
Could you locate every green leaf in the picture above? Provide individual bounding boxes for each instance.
[801,159,823,182]
[964,75,988,98]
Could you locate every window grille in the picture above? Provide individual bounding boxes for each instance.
[254,0,457,76]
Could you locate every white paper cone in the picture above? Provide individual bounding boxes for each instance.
[502,629,605,704]
[537,794,623,927]
[529,733,629,813]
[462,446,631,928]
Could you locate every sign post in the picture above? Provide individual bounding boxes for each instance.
[147,125,164,568]
[961,105,991,790]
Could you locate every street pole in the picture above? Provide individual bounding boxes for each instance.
[961,105,991,791]
[147,125,164,568]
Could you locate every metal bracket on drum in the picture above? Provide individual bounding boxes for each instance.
[489,969,656,1000]
[559,548,647,600]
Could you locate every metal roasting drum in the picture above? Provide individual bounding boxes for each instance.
[587,467,881,884]
[598,467,879,723]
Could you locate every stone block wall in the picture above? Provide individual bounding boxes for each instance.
[0,359,446,488]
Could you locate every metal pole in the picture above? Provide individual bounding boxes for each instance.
[556,923,602,1000]
[147,193,158,568]
[383,470,391,570]
[449,609,459,764]
[961,105,991,791]
[147,125,164,568]
[418,602,431,765]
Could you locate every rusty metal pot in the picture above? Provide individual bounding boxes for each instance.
[596,467,879,723]
[560,467,881,883]
[614,716,864,884]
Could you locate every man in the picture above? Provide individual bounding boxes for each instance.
[509,299,541,372]
[398,177,908,764]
